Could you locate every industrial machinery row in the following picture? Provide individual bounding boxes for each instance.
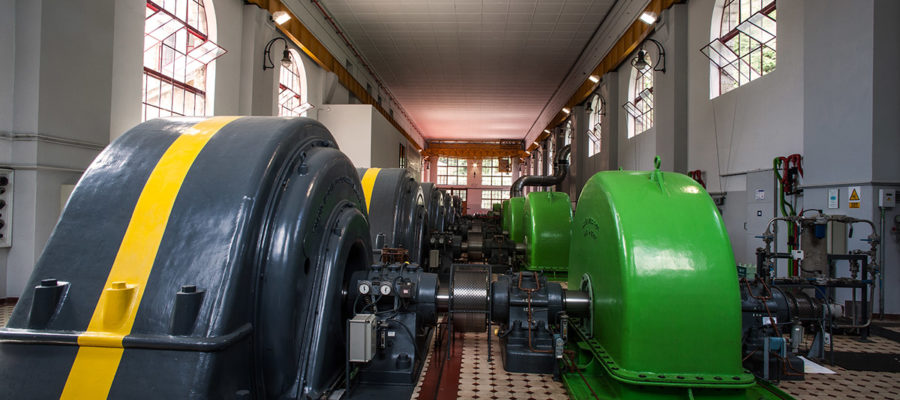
[0,117,881,399]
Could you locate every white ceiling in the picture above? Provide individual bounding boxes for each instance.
[323,0,617,141]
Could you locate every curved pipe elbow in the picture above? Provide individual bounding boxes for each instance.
[510,144,571,197]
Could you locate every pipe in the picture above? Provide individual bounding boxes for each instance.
[510,144,571,197]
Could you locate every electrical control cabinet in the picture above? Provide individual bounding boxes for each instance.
[349,313,376,362]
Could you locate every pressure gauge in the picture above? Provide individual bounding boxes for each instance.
[358,282,371,295]
[379,283,392,296]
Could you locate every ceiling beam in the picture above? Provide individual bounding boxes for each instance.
[247,0,423,150]
[424,141,525,160]
[527,0,682,152]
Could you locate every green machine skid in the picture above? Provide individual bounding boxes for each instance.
[562,164,793,400]
[523,191,572,273]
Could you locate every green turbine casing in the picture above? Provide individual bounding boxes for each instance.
[501,199,511,232]
[507,197,526,243]
[562,169,792,400]
[523,191,572,272]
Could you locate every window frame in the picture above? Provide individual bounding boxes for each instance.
[480,190,510,210]
[480,158,512,187]
[277,49,308,117]
[446,188,467,202]
[703,0,777,98]
[436,157,468,186]
[142,0,224,121]
[546,136,555,175]
[625,58,654,138]
[587,94,604,157]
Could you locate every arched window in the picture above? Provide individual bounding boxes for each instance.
[624,55,654,138]
[278,49,308,117]
[142,0,224,121]
[563,119,573,147]
[546,136,555,173]
[702,0,776,98]
[586,94,603,157]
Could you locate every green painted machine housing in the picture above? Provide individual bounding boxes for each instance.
[523,191,572,271]
[507,197,526,243]
[563,168,789,399]
[501,199,511,232]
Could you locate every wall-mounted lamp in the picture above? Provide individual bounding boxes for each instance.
[588,75,600,83]
[639,11,657,25]
[631,38,666,74]
[263,37,292,71]
[585,93,606,115]
[272,10,291,25]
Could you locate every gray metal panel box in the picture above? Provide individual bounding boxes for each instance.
[349,313,376,362]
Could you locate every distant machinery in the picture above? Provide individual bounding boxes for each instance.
[419,182,445,234]
[0,117,805,400]
[742,211,879,381]
[357,167,427,264]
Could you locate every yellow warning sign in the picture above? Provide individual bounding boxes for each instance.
[848,186,861,208]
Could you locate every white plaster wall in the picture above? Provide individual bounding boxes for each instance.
[38,0,115,144]
[317,104,418,172]
[872,0,900,184]
[0,0,15,134]
[803,0,871,187]
[371,105,420,176]
[210,0,243,116]
[687,0,804,193]
[370,111,402,169]
[317,104,373,168]
[871,0,900,317]
[12,0,41,134]
[108,0,144,140]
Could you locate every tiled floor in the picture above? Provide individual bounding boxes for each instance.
[2,303,897,399]
[780,364,900,399]
[458,332,567,399]
[411,321,900,400]
[826,333,900,354]
[413,327,567,400]
[0,303,12,327]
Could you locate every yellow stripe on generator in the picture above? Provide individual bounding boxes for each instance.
[360,167,381,213]
[60,116,239,399]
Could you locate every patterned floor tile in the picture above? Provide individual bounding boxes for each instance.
[0,304,12,327]
[412,324,900,400]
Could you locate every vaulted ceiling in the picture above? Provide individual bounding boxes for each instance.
[322,0,618,141]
